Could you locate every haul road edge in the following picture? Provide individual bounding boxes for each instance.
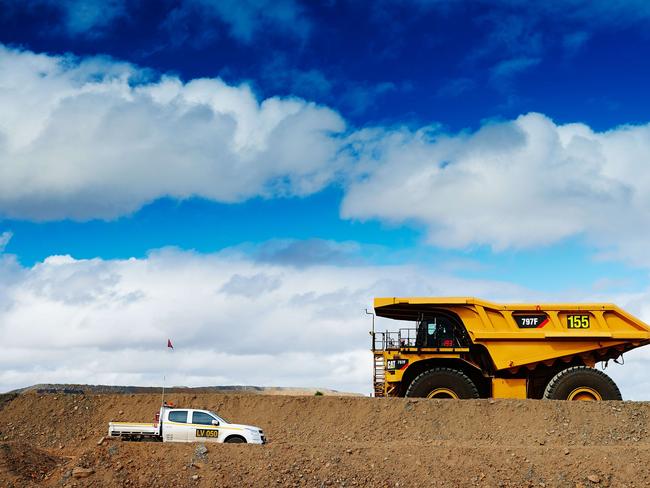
[371,297,650,400]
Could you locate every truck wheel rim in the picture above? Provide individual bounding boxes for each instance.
[567,387,602,401]
[427,388,459,399]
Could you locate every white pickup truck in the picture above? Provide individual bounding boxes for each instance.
[108,404,266,444]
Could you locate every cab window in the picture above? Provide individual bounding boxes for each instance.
[168,410,188,423]
[416,314,467,348]
[192,411,216,425]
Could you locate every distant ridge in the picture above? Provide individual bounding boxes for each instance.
[8,383,363,396]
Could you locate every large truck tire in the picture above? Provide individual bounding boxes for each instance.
[543,366,622,401]
[405,367,479,399]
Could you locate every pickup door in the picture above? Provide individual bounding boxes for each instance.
[165,410,190,442]
[189,411,221,442]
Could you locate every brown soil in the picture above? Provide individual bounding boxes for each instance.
[1,392,649,487]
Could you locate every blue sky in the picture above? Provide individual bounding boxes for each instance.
[2,0,650,395]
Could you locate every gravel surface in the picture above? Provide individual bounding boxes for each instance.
[1,392,649,486]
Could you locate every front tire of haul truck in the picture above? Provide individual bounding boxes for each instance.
[405,367,479,399]
[543,366,622,401]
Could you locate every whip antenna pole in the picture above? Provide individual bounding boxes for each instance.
[162,338,174,407]
[161,375,166,407]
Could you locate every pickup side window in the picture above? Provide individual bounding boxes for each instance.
[168,410,188,423]
[192,411,217,425]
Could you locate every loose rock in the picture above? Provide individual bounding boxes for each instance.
[72,467,95,479]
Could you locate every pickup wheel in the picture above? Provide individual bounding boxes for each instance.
[543,366,622,401]
[405,367,479,399]
[225,435,247,444]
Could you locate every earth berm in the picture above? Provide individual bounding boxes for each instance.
[1,391,649,487]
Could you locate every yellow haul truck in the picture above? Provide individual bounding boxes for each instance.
[371,297,650,400]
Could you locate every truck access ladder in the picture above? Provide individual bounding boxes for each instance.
[373,353,385,397]
[369,312,386,397]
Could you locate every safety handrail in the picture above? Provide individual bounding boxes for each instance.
[371,328,419,350]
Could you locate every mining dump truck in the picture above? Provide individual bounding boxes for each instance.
[371,297,650,400]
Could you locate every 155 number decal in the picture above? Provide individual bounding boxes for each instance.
[567,315,590,329]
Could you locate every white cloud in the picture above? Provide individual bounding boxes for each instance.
[341,112,650,265]
[0,231,12,252]
[4,45,650,269]
[0,245,530,394]
[0,45,345,220]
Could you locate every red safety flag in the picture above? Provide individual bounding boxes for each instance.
[167,339,174,349]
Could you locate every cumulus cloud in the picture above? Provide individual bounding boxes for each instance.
[341,112,650,265]
[0,45,344,220]
[0,245,531,394]
[4,45,650,269]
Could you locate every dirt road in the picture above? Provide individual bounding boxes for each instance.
[1,392,649,487]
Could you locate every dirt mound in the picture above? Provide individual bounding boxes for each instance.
[0,441,65,485]
[0,394,17,413]
[1,392,650,486]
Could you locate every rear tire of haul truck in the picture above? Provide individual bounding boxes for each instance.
[405,367,479,399]
[543,366,622,401]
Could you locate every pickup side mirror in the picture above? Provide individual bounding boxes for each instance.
[212,419,220,426]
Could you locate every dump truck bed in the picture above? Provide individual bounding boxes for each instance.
[374,297,650,371]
